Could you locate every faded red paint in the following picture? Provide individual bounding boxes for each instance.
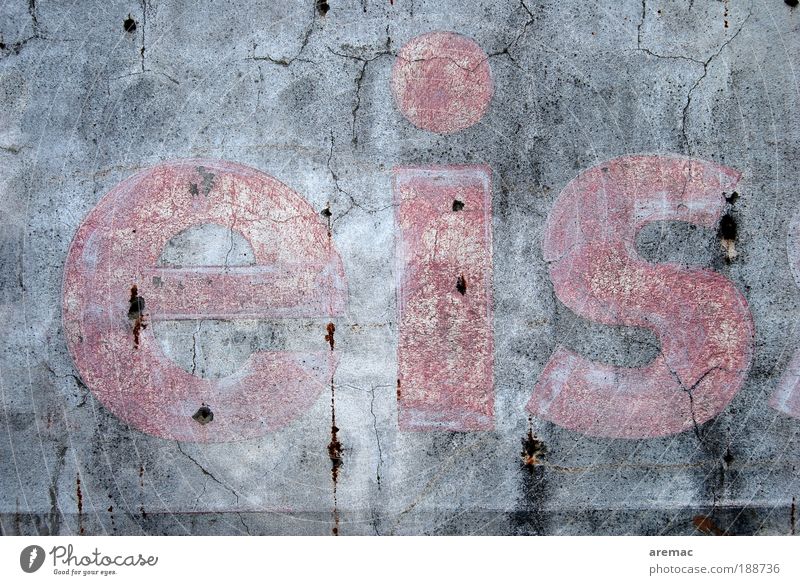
[770,210,800,419]
[394,166,494,430]
[529,155,753,438]
[62,160,347,442]
[391,31,493,134]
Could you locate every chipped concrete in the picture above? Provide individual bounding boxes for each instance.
[1,0,799,535]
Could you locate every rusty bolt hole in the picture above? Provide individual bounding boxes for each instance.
[452,199,465,212]
[128,295,145,319]
[192,405,214,425]
[123,16,137,33]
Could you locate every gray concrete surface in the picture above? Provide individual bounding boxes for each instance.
[1,0,799,535]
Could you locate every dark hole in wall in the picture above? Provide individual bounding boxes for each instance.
[123,16,137,33]
[718,214,737,241]
[192,405,214,425]
[456,275,467,295]
[786,0,798,8]
[452,199,465,212]
[316,1,330,16]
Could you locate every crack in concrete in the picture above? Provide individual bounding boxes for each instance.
[662,358,723,442]
[327,46,392,147]
[249,5,316,66]
[369,386,383,491]
[110,70,180,86]
[236,511,252,535]
[325,130,395,227]
[0,0,41,58]
[176,442,242,507]
[488,0,534,67]
[47,444,68,535]
[190,320,204,377]
[139,0,147,73]
[391,435,490,535]
[680,3,753,154]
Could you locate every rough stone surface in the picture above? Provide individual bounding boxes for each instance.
[1,0,799,535]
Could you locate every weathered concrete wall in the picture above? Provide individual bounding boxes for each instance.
[1,0,799,535]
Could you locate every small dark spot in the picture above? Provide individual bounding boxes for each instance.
[786,0,798,8]
[123,16,137,33]
[189,183,199,196]
[192,405,214,425]
[723,447,734,465]
[321,205,332,218]
[396,378,401,400]
[452,199,465,212]
[456,275,467,295]
[316,1,330,16]
[718,214,737,241]
[197,166,215,196]
[724,191,739,204]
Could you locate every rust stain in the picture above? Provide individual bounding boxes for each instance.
[129,285,147,348]
[692,515,726,536]
[521,419,546,468]
[328,382,343,536]
[325,322,336,351]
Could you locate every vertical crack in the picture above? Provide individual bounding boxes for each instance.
[369,386,383,491]
[139,0,147,72]
[681,4,752,153]
[637,0,646,49]
[28,0,40,35]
